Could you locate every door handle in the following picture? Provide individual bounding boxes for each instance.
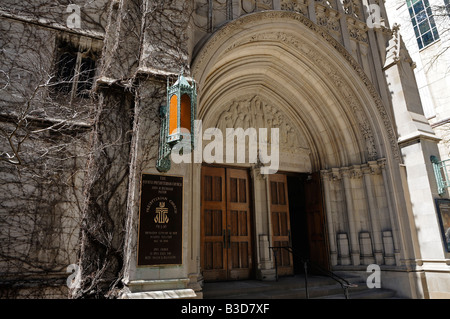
[223,229,227,248]
[228,228,231,249]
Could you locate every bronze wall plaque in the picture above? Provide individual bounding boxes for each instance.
[137,174,183,266]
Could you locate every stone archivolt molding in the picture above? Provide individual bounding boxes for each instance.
[222,31,378,161]
[192,11,401,162]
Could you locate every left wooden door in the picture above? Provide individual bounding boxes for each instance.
[201,166,253,282]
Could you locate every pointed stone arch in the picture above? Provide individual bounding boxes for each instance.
[192,10,400,170]
[191,11,407,275]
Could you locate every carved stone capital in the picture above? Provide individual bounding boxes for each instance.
[320,169,332,182]
[340,167,351,179]
[331,168,342,180]
[362,161,381,175]
[251,165,268,180]
[368,160,381,175]
[350,165,362,179]
[347,17,368,43]
[377,158,387,170]
[361,163,371,175]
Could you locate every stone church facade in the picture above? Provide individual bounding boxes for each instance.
[0,0,449,299]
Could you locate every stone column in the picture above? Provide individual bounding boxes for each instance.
[377,158,401,266]
[340,167,360,266]
[362,162,384,265]
[321,170,338,266]
[251,166,275,280]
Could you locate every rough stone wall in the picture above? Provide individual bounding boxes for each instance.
[99,0,142,81]
[0,5,100,297]
[140,1,193,73]
[0,0,109,34]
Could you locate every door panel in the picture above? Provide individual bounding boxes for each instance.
[201,167,227,281]
[305,172,330,271]
[269,173,294,276]
[227,168,252,280]
[201,166,253,282]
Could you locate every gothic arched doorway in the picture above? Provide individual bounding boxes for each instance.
[192,11,400,282]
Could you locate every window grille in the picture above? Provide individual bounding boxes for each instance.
[407,0,440,49]
[52,36,99,102]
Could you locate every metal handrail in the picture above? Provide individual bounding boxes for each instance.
[269,246,357,299]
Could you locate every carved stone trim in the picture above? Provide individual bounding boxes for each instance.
[315,4,341,34]
[281,0,309,16]
[242,0,274,13]
[347,17,368,44]
[214,94,308,153]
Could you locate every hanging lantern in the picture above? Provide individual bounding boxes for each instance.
[167,74,197,145]
[157,73,197,172]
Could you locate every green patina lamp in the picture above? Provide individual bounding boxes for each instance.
[157,73,197,172]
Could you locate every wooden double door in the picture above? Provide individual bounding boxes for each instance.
[201,166,329,282]
[201,166,253,282]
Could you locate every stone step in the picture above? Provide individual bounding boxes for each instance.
[202,275,399,299]
[203,275,352,299]
[202,275,338,298]
[315,287,398,299]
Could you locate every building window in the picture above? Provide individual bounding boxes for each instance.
[53,37,99,101]
[407,0,440,49]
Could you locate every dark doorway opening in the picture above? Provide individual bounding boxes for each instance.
[287,174,309,274]
[286,172,330,274]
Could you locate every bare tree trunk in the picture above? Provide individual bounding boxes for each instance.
[72,89,134,299]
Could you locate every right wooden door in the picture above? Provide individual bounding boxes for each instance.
[269,173,294,276]
[305,172,330,271]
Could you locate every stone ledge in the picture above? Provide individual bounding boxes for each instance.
[398,131,441,146]
[128,278,190,293]
[121,288,197,299]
